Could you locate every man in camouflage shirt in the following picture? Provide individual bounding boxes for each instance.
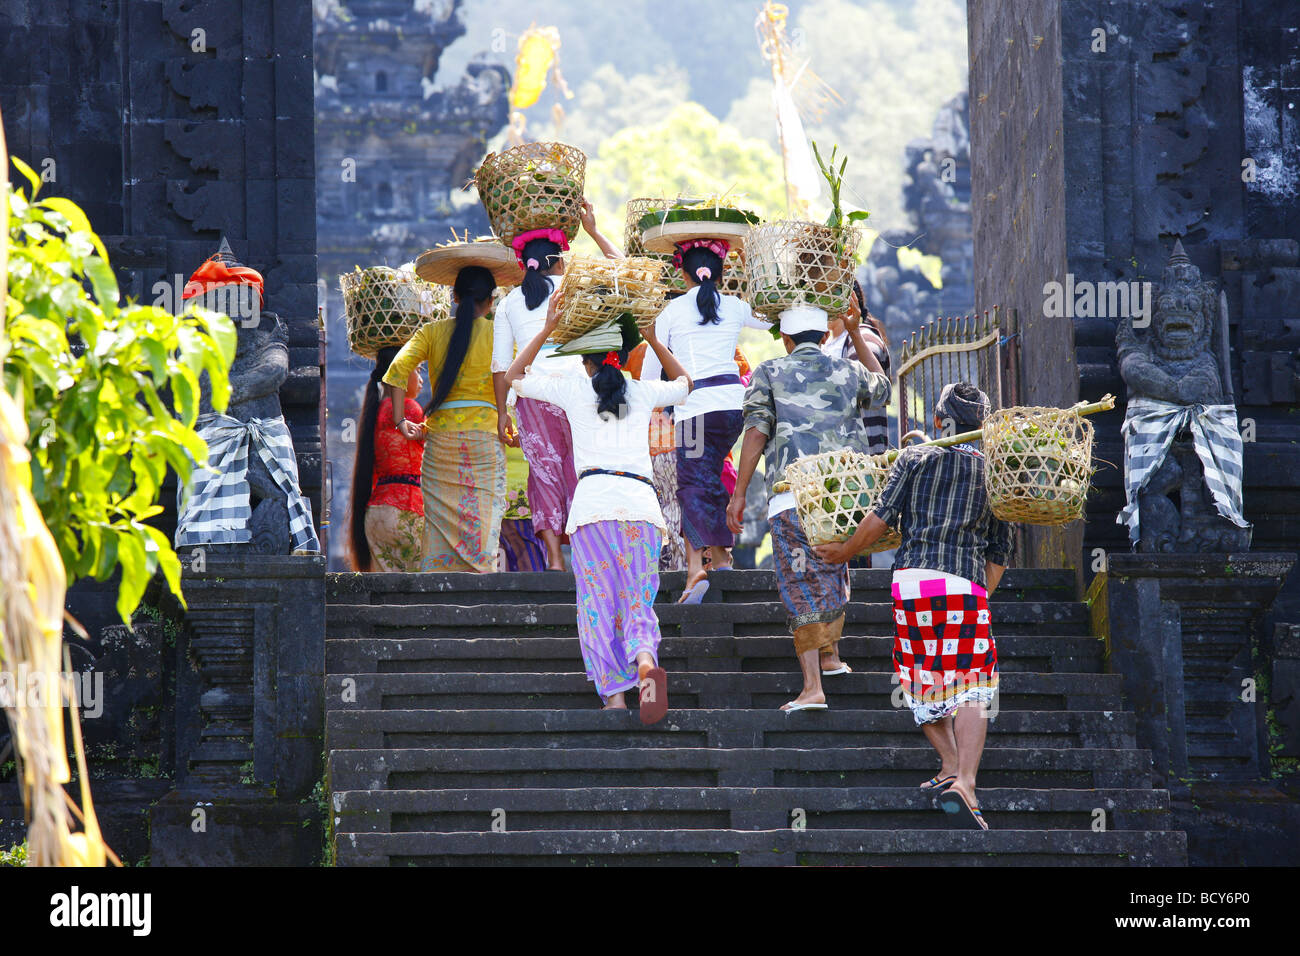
[727,305,890,711]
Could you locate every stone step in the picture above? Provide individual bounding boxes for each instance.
[326,568,1079,607]
[325,599,1093,638]
[334,827,1187,866]
[325,634,1104,675]
[326,708,1139,751]
[327,746,1156,791]
[331,785,1171,834]
[324,670,1124,712]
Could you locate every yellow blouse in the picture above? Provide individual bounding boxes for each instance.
[382,316,498,434]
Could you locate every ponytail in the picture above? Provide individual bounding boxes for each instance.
[347,345,399,572]
[426,265,496,416]
[681,246,723,325]
[519,237,562,310]
[583,350,630,419]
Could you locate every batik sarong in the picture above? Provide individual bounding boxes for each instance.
[498,519,547,571]
[420,429,506,572]
[363,504,423,571]
[769,508,850,632]
[570,520,664,698]
[891,567,999,725]
[675,408,743,549]
[515,396,578,535]
[651,413,685,571]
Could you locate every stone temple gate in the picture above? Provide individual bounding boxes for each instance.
[0,0,1297,865]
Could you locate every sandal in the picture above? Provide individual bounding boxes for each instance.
[938,787,989,830]
[920,774,956,792]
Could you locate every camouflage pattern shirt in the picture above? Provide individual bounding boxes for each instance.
[742,342,891,504]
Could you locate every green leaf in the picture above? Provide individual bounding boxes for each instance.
[83,255,120,308]
[845,210,872,222]
[114,531,149,624]
[10,156,40,195]
[142,525,184,606]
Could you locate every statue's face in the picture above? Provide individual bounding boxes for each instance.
[1153,288,1207,360]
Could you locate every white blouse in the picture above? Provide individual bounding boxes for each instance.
[491,284,583,379]
[639,291,769,420]
[512,370,691,534]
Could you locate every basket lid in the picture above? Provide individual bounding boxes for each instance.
[642,219,752,254]
[415,241,522,288]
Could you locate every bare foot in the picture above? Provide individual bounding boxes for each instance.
[943,780,988,830]
[779,690,827,712]
[678,569,709,604]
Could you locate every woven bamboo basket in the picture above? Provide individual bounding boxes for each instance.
[983,405,1095,525]
[745,220,861,320]
[476,141,586,246]
[550,254,667,345]
[341,266,446,359]
[784,449,901,551]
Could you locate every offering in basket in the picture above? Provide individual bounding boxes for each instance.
[341,266,445,359]
[782,448,901,552]
[476,142,586,246]
[982,406,1095,525]
[549,254,667,346]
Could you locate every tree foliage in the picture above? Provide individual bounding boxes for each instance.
[3,158,237,623]
[578,102,788,253]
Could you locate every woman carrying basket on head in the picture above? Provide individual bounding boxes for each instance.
[491,200,623,571]
[640,220,769,602]
[815,383,1016,831]
[347,346,426,572]
[385,242,519,572]
[505,295,694,725]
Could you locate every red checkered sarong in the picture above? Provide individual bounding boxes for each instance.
[891,568,999,724]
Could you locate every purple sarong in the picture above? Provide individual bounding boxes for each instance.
[675,409,743,549]
[515,396,578,535]
[571,520,664,698]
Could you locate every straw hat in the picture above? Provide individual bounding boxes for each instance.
[415,239,522,287]
[642,219,752,254]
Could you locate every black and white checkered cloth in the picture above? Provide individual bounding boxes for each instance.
[1118,397,1249,545]
[176,413,320,553]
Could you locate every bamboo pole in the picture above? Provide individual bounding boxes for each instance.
[772,395,1117,493]
[877,393,1117,465]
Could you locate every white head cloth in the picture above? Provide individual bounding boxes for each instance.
[778,306,828,336]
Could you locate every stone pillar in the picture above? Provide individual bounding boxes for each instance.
[149,554,325,866]
[1096,553,1294,788]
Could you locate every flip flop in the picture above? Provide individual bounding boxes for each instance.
[679,578,710,605]
[638,663,668,725]
[820,663,853,676]
[920,774,956,792]
[938,788,989,830]
[780,701,829,712]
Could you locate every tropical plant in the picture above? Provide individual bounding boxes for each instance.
[3,157,236,623]
[812,141,871,230]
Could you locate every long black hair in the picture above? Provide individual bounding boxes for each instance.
[681,245,723,325]
[426,265,496,416]
[347,345,400,572]
[520,237,563,310]
[581,317,639,420]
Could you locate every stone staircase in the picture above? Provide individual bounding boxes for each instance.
[324,569,1187,866]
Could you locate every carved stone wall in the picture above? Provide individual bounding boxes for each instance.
[968,0,1078,574]
[0,0,322,542]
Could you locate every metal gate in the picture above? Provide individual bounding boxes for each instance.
[894,307,1018,441]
